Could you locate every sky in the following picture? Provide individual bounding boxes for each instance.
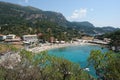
[0,0,120,28]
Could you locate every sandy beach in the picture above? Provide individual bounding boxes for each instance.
[27,42,94,53]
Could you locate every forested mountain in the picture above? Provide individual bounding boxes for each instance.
[0,1,68,26]
[70,22,118,34]
[0,1,118,36]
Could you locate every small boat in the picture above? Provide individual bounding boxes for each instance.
[84,68,90,71]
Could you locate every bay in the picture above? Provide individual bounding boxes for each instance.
[48,44,108,77]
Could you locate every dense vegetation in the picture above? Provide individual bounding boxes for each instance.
[106,30,120,51]
[0,46,120,80]
[0,45,120,80]
[0,1,120,80]
[0,1,118,37]
[0,21,81,41]
[0,50,95,80]
[98,29,120,40]
[97,29,120,51]
[88,50,120,80]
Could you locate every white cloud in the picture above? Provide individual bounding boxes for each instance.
[68,8,87,20]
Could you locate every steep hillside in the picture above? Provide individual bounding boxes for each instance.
[0,1,68,26]
[0,1,118,35]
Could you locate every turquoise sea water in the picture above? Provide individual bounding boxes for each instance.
[48,45,108,77]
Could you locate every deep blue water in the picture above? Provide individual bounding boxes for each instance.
[48,45,108,77]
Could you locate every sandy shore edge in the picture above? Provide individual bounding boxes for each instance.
[27,42,96,53]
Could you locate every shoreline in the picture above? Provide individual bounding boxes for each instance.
[27,42,97,53]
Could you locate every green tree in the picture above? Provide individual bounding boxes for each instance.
[0,50,95,80]
[88,50,120,80]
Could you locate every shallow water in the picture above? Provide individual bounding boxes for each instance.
[48,45,108,77]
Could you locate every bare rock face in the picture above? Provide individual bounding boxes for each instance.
[0,52,21,69]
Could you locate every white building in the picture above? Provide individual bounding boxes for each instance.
[0,34,6,41]
[6,34,16,39]
[22,34,38,44]
[60,41,65,44]
[5,34,22,44]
